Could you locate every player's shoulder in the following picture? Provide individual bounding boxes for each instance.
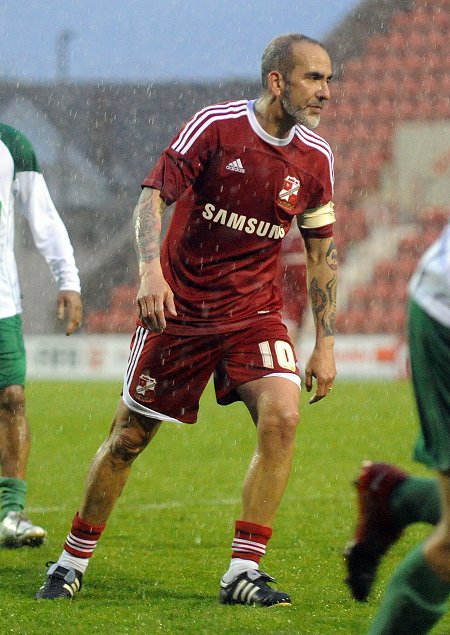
[173,100,249,153]
[294,124,334,174]
[0,122,40,173]
[188,99,249,126]
[197,99,248,114]
[294,124,333,156]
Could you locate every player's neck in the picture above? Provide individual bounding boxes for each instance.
[253,97,295,139]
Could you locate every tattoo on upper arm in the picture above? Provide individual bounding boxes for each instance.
[134,189,165,263]
[309,238,337,336]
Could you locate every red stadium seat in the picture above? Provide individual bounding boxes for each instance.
[364,306,386,334]
[391,279,409,306]
[110,285,138,310]
[434,100,450,119]
[336,309,366,334]
[381,78,398,98]
[409,9,433,28]
[343,57,364,77]
[422,207,450,228]
[106,309,136,334]
[384,307,407,336]
[310,7,449,266]
[84,310,108,333]
[389,12,412,34]
[366,35,388,55]
[86,284,138,333]
[364,54,387,77]
[373,280,394,304]
[348,285,371,311]
[373,260,397,283]
[431,9,450,29]
[397,254,419,280]
[398,234,427,259]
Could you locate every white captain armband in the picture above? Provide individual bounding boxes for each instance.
[300,201,335,229]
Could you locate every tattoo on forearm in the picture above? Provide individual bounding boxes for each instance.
[133,190,164,263]
[326,240,338,271]
[309,239,337,336]
[324,276,337,335]
[310,279,327,315]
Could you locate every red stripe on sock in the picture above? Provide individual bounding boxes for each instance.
[63,512,106,559]
[231,519,272,564]
[235,520,273,540]
[72,512,106,536]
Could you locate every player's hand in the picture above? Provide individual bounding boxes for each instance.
[136,260,177,334]
[57,290,83,335]
[304,342,336,404]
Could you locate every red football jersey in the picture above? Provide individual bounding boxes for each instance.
[142,99,334,334]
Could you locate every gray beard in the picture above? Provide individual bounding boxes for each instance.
[281,97,320,130]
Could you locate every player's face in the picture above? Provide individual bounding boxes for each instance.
[281,42,332,129]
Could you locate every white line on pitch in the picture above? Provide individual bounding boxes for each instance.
[26,498,241,514]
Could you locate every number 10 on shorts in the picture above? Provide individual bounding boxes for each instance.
[259,340,297,372]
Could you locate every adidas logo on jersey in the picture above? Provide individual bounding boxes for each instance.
[226,158,245,173]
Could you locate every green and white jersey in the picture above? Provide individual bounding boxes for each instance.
[409,222,450,328]
[0,122,80,319]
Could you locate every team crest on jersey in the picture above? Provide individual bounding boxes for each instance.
[277,176,301,209]
[135,370,157,403]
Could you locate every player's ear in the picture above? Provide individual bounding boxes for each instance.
[267,71,284,97]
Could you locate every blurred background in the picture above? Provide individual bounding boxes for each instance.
[1,0,448,377]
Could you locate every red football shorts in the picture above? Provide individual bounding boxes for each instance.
[122,318,300,424]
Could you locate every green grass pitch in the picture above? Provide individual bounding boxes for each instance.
[1,380,449,634]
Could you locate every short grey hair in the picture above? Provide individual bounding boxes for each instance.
[260,33,328,88]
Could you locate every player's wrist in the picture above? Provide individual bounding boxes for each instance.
[314,335,335,350]
[138,257,162,276]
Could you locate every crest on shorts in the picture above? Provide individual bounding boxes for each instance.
[277,175,301,209]
[135,370,157,403]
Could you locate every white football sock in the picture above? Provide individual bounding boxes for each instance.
[221,558,259,584]
[57,549,90,574]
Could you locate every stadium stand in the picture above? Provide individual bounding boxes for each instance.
[1,0,448,335]
[317,0,449,335]
[85,0,449,335]
[336,207,449,334]
[85,284,138,333]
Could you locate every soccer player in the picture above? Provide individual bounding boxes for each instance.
[0,123,82,547]
[344,222,450,634]
[36,33,337,606]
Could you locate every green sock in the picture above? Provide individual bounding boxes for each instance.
[390,476,441,530]
[368,543,450,635]
[0,477,27,521]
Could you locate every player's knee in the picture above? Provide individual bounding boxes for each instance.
[109,424,150,464]
[277,401,299,427]
[258,404,299,446]
[0,385,26,420]
[279,406,300,433]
